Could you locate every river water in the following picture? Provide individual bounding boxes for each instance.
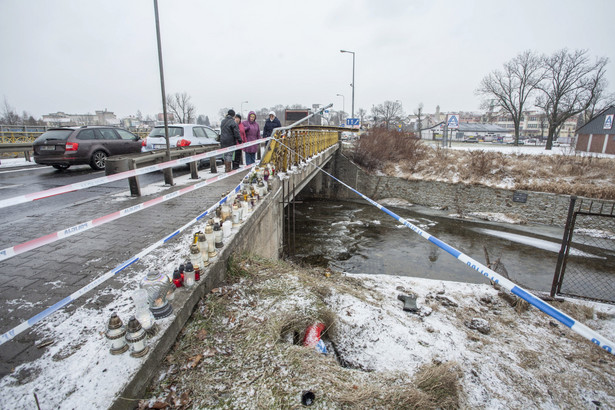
[292,199,613,294]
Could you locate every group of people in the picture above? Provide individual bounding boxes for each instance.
[219,109,282,172]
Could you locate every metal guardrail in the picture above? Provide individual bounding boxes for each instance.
[105,145,221,196]
[0,143,33,161]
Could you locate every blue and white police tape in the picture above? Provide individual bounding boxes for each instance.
[0,138,270,209]
[271,136,615,356]
[0,164,254,262]
[0,179,246,345]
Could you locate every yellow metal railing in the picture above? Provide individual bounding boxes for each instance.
[0,132,43,144]
[260,126,342,173]
[0,131,148,144]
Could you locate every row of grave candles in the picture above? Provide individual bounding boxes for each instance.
[105,166,273,357]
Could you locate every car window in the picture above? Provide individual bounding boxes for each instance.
[98,128,120,140]
[204,128,218,140]
[76,129,98,140]
[36,129,73,141]
[149,127,184,137]
[116,129,137,140]
[193,127,206,138]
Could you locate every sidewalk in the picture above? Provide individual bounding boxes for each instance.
[0,162,248,408]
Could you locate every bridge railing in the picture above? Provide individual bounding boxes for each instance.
[261,126,341,172]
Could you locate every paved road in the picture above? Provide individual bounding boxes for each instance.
[0,162,246,377]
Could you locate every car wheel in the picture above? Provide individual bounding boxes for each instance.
[90,150,108,170]
[53,164,70,170]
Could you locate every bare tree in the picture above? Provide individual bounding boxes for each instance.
[371,100,404,130]
[357,108,366,126]
[218,107,232,121]
[536,49,609,150]
[579,87,614,127]
[166,92,196,123]
[414,103,424,134]
[476,50,545,146]
[1,98,20,125]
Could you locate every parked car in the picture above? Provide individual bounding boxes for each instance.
[463,137,479,143]
[142,124,221,167]
[33,126,142,170]
[141,124,219,152]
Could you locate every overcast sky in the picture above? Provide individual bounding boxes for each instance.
[1,0,614,123]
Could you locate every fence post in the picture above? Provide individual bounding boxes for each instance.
[128,159,142,197]
[551,195,577,297]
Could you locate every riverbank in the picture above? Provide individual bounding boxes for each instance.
[140,256,615,409]
[349,133,615,200]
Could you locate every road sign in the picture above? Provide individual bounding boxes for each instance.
[346,118,360,126]
[447,114,459,129]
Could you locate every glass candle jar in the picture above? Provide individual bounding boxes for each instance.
[204,224,217,258]
[198,233,209,267]
[214,223,223,248]
[140,272,173,319]
[184,262,195,287]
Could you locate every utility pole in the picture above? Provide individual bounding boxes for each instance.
[153,0,173,185]
[340,50,355,120]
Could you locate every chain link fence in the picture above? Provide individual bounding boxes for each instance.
[552,197,615,303]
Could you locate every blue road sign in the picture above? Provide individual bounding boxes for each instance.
[447,114,459,129]
[346,118,360,126]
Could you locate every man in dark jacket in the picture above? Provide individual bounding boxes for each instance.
[219,109,242,172]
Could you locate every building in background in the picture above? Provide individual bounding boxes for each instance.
[42,109,118,126]
[575,106,615,155]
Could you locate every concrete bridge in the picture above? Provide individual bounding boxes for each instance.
[0,124,351,409]
[115,126,345,408]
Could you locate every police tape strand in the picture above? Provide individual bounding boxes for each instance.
[272,137,615,355]
[0,165,253,262]
[0,169,252,345]
[0,138,270,209]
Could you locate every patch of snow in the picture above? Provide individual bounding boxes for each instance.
[474,228,605,259]
[576,228,615,241]
[468,212,525,224]
[0,158,38,168]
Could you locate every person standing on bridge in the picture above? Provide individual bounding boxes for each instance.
[242,111,260,166]
[220,109,241,173]
[261,111,281,160]
[233,114,246,170]
[263,111,281,139]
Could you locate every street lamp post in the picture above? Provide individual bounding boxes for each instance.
[240,101,248,118]
[153,0,173,186]
[336,94,345,125]
[340,49,355,120]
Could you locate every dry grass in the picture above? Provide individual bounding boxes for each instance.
[351,127,427,172]
[349,134,615,199]
[140,256,462,409]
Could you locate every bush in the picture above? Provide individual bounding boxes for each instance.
[351,127,426,171]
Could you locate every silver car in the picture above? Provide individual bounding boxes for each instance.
[142,124,219,152]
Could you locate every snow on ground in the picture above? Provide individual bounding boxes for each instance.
[329,273,615,408]
[143,262,615,408]
[0,211,208,409]
[1,147,614,408]
[432,141,615,158]
[0,158,38,169]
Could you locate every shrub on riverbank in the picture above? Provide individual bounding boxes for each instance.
[350,131,615,199]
